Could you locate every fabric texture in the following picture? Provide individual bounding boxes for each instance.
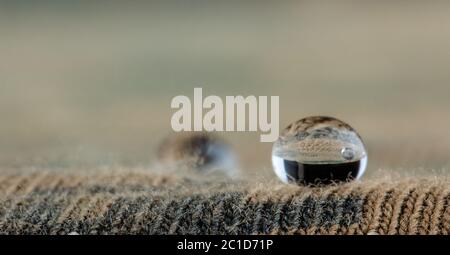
[0,170,448,235]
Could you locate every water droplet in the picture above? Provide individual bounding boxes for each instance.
[272,116,367,185]
[157,132,238,177]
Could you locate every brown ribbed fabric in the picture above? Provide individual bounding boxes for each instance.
[0,171,448,235]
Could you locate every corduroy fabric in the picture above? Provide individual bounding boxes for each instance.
[0,171,448,235]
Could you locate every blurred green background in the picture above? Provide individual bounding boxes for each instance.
[1,1,450,179]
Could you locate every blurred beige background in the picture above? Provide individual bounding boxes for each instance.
[1,1,450,179]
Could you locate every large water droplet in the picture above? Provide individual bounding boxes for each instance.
[272,116,367,185]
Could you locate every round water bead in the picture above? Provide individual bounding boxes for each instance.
[157,132,237,176]
[272,116,367,185]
